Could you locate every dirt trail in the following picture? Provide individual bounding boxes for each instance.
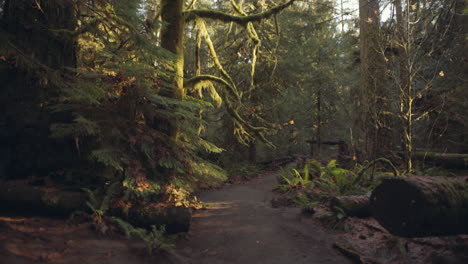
[0,171,351,264]
[170,171,350,264]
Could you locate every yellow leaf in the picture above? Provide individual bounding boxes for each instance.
[439,71,445,77]
[411,4,417,10]
[289,120,295,125]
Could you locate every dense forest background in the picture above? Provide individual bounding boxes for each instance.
[0,0,466,208]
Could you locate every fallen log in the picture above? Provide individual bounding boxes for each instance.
[370,176,468,237]
[121,204,192,234]
[0,182,88,216]
[0,182,192,234]
[414,152,468,169]
[330,195,371,217]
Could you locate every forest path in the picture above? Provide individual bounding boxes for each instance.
[169,171,351,264]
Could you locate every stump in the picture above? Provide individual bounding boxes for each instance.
[330,195,370,217]
[370,176,468,237]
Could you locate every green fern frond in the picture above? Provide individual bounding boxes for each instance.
[91,149,126,171]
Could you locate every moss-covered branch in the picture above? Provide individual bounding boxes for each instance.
[186,74,272,147]
[185,75,239,100]
[230,0,260,93]
[184,0,296,25]
[195,18,238,98]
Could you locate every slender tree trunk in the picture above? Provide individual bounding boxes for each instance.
[316,88,322,155]
[394,0,416,172]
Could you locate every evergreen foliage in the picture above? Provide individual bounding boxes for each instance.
[0,0,227,206]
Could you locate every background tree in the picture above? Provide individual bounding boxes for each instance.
[381,0,467,171]
[357,0,393,161]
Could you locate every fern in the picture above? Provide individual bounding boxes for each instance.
[140,225,175,255]
[83,182,120,234]
[109,217,174,255]
[91,149,126,172]
[295,193,318,213]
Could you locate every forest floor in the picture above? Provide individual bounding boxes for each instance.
[1,169,467,264]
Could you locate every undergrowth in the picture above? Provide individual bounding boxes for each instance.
[224,162,264,181]
[83,183,175,255]
[277,158,400,225]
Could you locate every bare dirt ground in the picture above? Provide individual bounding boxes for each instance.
[1,169,467,264]
[171,171,350,264]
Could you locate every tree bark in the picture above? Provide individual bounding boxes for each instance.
[370,176,468,237]
[358,0,391,160]
[159,0,185,139]
[331,194,371,217]
[0,0,78,178]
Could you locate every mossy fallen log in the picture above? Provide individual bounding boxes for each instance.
[370,176,468,237]
[0,182,192,234]
[0,182,88,216]
[330,195,371,217]
[414,152,468,169]
[124,204,192,234]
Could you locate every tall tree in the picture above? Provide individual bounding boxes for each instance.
[358,0,392,160]
[0,0,77,177]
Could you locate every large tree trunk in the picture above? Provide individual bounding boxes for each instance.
[370,176,468,237]
[159,0,185,140]
[358,0,392,160]
[0,0,78,178]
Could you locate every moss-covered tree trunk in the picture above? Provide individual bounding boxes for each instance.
[370,176,468,237]
[160,0,185,139]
